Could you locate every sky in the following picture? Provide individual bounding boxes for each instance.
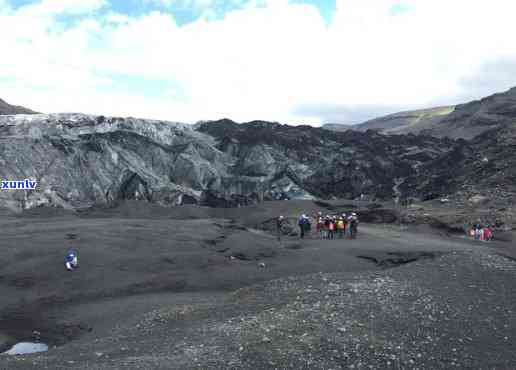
[1,0,516,125]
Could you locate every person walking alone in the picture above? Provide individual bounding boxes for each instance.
[276,215,285,242]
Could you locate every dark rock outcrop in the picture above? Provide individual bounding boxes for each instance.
[196,119,465,202]
[0,113,471,212]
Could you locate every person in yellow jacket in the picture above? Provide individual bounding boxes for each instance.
[336,217,344,238]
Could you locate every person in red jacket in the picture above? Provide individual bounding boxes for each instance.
[484,225,493,241]
[328,217,335,240]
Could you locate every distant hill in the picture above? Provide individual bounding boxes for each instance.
[0,98,38,115]
[324,86,516,140]
[423,86,516,139]
[351,106,455,135]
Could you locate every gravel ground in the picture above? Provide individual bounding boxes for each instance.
[3,248,515,369]
[1,201,515,369]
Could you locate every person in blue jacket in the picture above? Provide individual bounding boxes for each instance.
[65,250,78,271]
[298,214,310,239]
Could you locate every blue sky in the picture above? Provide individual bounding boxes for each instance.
[7,0,336,25]
[1,0,515,124]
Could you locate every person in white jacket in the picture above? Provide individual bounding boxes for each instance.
[64,250,78,271]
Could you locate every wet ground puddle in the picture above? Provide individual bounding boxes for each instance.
[2,342,49,355]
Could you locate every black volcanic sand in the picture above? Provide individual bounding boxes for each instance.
[0,201,515,369]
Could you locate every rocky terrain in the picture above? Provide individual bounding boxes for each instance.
[0,113,467,212]
[1,110,513,220]
[0,98,38,115]
[0,86,515,369]
[0,88,516,220]
[0,85,514,236]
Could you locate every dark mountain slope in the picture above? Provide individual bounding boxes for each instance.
[326,86,516,140]
[0,98,38,115]
[425,87,516,139]
[347,106,455,135]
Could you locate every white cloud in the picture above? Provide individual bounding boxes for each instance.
[18,0,107,15]
[1,0,516,124]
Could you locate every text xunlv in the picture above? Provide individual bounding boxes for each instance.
[1,179,39,190]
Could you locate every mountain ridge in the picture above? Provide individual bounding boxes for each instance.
[0,98,38,115]
[324,86,516,140]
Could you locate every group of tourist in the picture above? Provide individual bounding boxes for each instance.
[469,222,494,241]
[314,212,359,240]
[276,212,360,241]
